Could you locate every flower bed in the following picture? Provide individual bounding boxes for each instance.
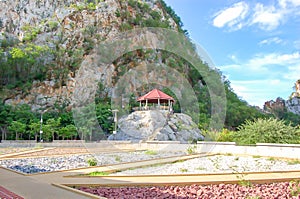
[77,182,300,199]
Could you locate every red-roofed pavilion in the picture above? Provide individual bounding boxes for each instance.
[137,89,175,111]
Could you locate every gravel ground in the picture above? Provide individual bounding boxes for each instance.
[0,151,185,174]
[1,152,300,175]
[78,182,300,199]
[110,155,300,176]
[15,147,89,157]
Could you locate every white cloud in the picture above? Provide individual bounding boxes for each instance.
[221,52,300,73]
[251,3,284,30]
[219,52,300,106]
[259,37,283,46]
[278,0,300,8]
[248,52,300,67]
[284,64,300,79]
[213,2,249,29]
[213,0,300,31]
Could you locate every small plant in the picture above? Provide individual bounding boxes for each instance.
[267,157,276,161]
[48,21,58,30]
[225,153,233,156]
[252,155,261,158]
[196,166,205,170]
[180,168,188,172]
[144,150,158,155]
[289,180,300,196]
[186,145,197,155]
[87,157,97,167]
[174,159,185,163]
[88,171,109,176]
[114,155,121,162]
[238,179,252,187]
[230,164,252,187]
[234,157,240,161]
[212,156,221,170]
[287,159,300,165]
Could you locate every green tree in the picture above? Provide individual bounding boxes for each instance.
[0,104,13,140]
[96,102,113,133]
[41,124,52,142]
[28,121,40,141]
[46,117,61,141]
[8,121,26,140]
[59,124,77,140]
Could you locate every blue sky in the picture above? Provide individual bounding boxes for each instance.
[164,0,300,107]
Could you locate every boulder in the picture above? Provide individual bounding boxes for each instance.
[108,110,203,143]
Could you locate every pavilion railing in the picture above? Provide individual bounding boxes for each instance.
[133,105,172,111]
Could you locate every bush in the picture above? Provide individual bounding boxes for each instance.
[87,157,97,166]
[186,145,197,155]
[217,129,235,142]
[234,118,300,145]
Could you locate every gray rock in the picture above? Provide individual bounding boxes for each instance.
[108,110,203,143]
[286,97,300,115]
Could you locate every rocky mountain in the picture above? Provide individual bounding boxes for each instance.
[264,80,300,116]
[108,110,204,143]
[0,0,185,111]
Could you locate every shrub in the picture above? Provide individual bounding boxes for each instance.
[186,145,197,155]
[217,129,235,142]
[87,157,97,166]
[234,118,300,145]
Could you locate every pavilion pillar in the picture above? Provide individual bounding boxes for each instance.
[139,101,141,110]
[146,99,148,110]
[168,99,170,111]
[158,98,160,109]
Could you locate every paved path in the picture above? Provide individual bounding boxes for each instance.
[0,154,203,199]
[0,167,90,199]
[1,152,300,199]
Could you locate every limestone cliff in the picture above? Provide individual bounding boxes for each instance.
[264,80,300,116]
[286,80,300,114]
[0,0,183,111]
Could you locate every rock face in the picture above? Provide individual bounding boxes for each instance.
[0,0,181,110]
[264,97,285,112]
[286,97,300,115]
[108,110,203,143]
[291,80,300,98]
[264,80,300,115]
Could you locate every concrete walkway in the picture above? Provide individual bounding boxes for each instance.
[1,153,300,199]
[0,167,90,199]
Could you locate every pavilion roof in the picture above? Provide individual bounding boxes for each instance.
[137,89,175,102]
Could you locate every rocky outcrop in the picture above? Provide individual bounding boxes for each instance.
[264,80,300,115]
[291,80,300,98]
[264,97,285,113]
[108,110,204,143]
[286,97,300,115]
[286,80,300,115]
